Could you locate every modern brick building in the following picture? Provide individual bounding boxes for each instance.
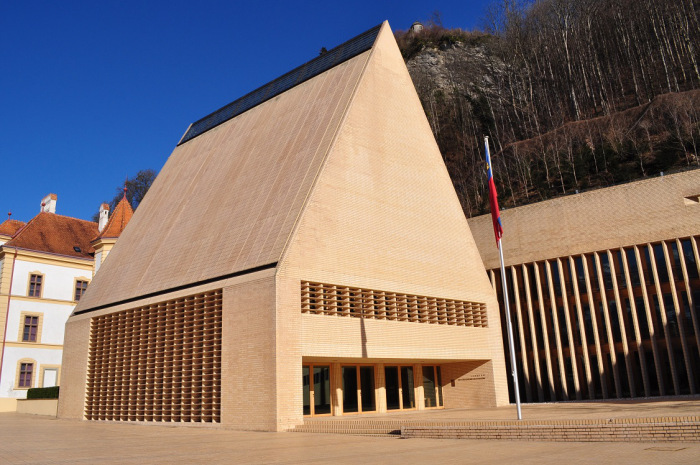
[58,22,509,431]
[469,170,700,404]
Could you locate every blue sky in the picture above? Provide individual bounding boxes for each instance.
[1,0,492,223]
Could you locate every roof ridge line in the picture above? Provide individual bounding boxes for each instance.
[49,212,98,224]
[4,212,38,242]
[275,21,389,270]
[177,22,383,146]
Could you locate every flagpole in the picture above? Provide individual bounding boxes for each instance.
[497,236,522,420]
[485,136,522,420]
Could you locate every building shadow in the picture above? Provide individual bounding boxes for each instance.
[361,317,368,358]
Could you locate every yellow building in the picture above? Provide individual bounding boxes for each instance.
[58,22,509,431]
[0,193,132,412]
[469,170,700,403]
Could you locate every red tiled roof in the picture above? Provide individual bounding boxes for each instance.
[4,213,98,259]
[0,219,26,237]
[95,196,134,240]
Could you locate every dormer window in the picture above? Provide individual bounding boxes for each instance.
[73,246,82,253]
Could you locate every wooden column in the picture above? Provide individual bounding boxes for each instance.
[634,245,665,395]
[620,247,651,397]
[375,364,386,413]
[662,242,695,394]
[533,263,557,400]
[593,252,622,398]
[647,243,680,395]
[332,363,342,416]
[522,264,544,401]
[676,238,700,360]
[557,258,581,399]
[511,266,532,402]
[581,254,608,398]
[545,260,569,400]
[607,249,636,397]
[414,364,424,410]
[569,256,594,399]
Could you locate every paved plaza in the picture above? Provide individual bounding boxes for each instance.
[307,397,700,422]
[1,399,699,464]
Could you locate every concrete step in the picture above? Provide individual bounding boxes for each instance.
[289,416,700,442]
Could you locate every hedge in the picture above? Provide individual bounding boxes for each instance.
[26,386,59,399]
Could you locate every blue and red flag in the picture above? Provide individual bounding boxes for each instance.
[485,138,503,244]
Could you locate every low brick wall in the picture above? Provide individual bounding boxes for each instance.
[0,398,18,413]
[401,417,700,442]
[16,399,58,417]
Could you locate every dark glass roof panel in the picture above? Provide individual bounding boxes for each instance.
[179,23,382,145]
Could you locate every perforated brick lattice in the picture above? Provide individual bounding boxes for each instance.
[301,281,487,327]
[85,290,222,422]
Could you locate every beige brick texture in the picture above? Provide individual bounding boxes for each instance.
[468,169,700,405]
[74,47,370,312]
[278,22,508,414]
[60,22,509,432]
[442,361,498,409]
[469,170,700,269]
[57,318,90,419]
[221,275,278,430]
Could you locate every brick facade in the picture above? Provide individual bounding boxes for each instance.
[469,170,700,404]
[58,22,508,431]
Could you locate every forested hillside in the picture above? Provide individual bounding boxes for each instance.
[396,0,699,217]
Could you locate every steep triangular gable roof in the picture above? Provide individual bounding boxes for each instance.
[279,24,496,305]
[75,24,383,311]
[94,195,134,240]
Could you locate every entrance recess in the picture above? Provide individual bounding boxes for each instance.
[303,363,444,416]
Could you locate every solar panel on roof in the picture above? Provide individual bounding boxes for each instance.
[178,23,382,146]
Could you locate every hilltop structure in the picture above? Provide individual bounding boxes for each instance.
[469,170,700,404]
[0,194,131,411]
[59,22,508,431]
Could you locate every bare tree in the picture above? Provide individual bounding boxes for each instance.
[91,169,157,222]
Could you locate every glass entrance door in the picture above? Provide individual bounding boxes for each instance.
[359,366,376,412]
[422,365,444,408]
[385,366,400,410]
[401,366,415,409]
[342,366,359,413]
[303,364,331,416]
[342,365,376,414]
[385,366,416,410]
[303,366,310,415]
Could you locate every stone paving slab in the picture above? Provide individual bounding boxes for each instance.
[1,412,699,464]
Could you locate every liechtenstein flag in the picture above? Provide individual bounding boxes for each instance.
[485,137,503,244]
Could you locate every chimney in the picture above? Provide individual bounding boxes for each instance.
[40,193,57,214]
[98,203,110,232]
